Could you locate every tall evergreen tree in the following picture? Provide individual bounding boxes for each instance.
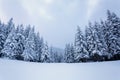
[75,26,89,62]
[0,18,15,57]
[5,18,14,37]
[64,43,75,63]
[14,25,25,60]
[22,27,37,61]
[41,42,51,62]
[24,25,31,39]
[49,46,54,62]
[91,22,106,61]
[100,21,110,60]
[1,26,16,59]
[34,32,44,62]
[105,10,120,59]
[0,23,6,56]
[16,24,24,35]
[85,23,95,59]
[1,25,25,60]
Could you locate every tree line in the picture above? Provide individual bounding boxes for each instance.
[0,18,53,62]
[64,10,120,62]
[0,10,120,63]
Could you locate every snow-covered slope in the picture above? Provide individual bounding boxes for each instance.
[0,59,120,80]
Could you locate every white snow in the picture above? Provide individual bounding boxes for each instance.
[0,59,120,80]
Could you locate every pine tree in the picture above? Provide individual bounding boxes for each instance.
[85,22,108,61]
[1,26,16,59]
[24,25,31,39]
[5,18,14,37]
[0,23,6,56]
[85,23,95,58]
[105,10,120,60]
[22,27,37,61]
[64,43,75,63]
[100,21,110,60]
[49,46,57,62]
[41,42,51,62]
[13,33,25,60]
[91,22,106,61]
[54,52,63,63]
[16,24,24,35]
[0,18,15,57]
[75,26,89,62]
[14,25,25,60]
[1,24,25,59]
[34,32,44,62]
[49,46,54,62]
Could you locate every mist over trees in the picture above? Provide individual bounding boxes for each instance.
[0,10,120,63]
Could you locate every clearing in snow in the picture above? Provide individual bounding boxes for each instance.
[0,59,120,80]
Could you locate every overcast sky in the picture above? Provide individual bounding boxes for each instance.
[0,0,120,48]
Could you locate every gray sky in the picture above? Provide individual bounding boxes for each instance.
[0,0,120,48]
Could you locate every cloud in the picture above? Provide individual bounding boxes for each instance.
[38,7,53,20]
[64,0,79,16]
[44,0,54,5]
[86,0,100,20]
[0,8,7,22]
[0,0,112,48]
[0,0,8,22]
[20,0,54,21]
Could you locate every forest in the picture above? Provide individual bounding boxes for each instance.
[0,10,120,63]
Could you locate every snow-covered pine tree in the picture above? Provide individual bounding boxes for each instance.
[105,10,120,60]
[91,22,107,61]
[49,46,56,62]
[14,25,25,60]
[5,18,14,37]
[22,27,37,61]
[64,44,70,62]
[54,52,63,63]
[16,24,24,35]
[57,52,64,63]
[64,43,75,63]
[0,22,6,56]
[85,22,107,61]
[1,26,16,59]
[0,18,15,57]
[100,21,110,60]
[74,26,89,62]
[13,33,25,60]
[34,32,44,62]
[1,24,25,60]
[41,42,51,63]
[85,23,95,60]
[49,46,54,62]
[24,25,31,39]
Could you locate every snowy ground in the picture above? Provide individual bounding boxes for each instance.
[0,59,120,80]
